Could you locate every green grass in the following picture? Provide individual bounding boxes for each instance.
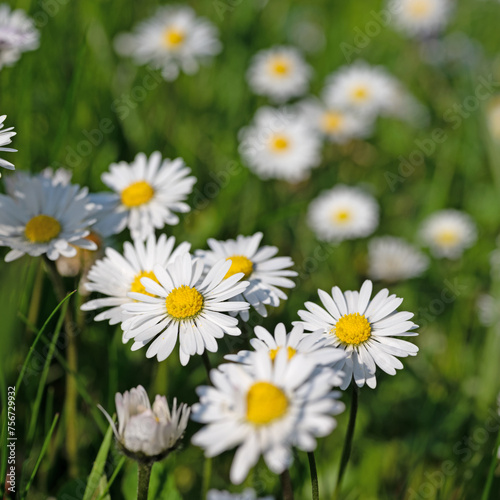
[1,0,500,498]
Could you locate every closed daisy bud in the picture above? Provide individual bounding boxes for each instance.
[99,385,190,463]
[0,115,16,170]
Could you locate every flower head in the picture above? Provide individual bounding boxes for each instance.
[297,280,419,389]
[100,151,196,240]
[114,5,221,81]
[208,489,274,500]
[0,115,16,170]
[99,385,190,463]
[192,349,344,484]
[122,253,250,365]
[196,232,297,321]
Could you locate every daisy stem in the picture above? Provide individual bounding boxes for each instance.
[335,384,359,498]
[201,351,212,381]
[280,469,294,500]
[480,426,500,500]
[307,451,319,500]
[43,258,79,478]
[137,462,153,500]
[201,456,212,499]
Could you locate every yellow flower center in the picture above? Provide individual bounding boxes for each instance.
[270,58,290,76]
[408,0,431,17]
[246,382,288,425]
[224,255,254,280]
[331,209,352,224]
[121,181,155,208]
[334,313,371,346]
[269,346,297,361]
[24,215,61,243]
[270,134,290,152]
[351,86,369,102]
[166,285,204,320]
[435,229,459,247]
[130,271,160,297]
[321,111,344,133]
[163,27,185,48]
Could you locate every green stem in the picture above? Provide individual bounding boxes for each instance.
[201,456,212,500]
[43,258,79,478]
[481,428,500,500]
[201,351,212,382]
[335,384,359,497]
[308,452,319,500]
[137,462,153,500]
[280,469,294,500]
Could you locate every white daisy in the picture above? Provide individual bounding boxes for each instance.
[81,234,191,326]
[99,385,190,461]
[246,46,312,103]
[114,5,221,81]
[191,349,345,484]
[298,98,373,144]
[0,174,98,262]
[368,236,429,282]
[195,232,297,321]
[225,323,346,374]
[389,0,453,37]
[307,185,379,242]
[0,4,40,70]
[238,106,322,183]
[207,489,274,500]
[100,151,196,241]
[0,115,16,169]
[121,253,250,366]
[297,280,419,389]
[419,209,477,259]
[323,61,397,118]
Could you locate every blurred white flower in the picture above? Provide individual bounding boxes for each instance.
[476,294,498,327]
[246,46,312,103]
[81,234,190,326]
[226,323,346,376]
[307,185,379,243]
[288,20,325,54]
[122,253,249,365]
[487,97,500,142]
[297,280,419,389]
[0,173,98,262]
[419,209,477,259]
[196,232,297,321]
[114,5,221,81]
[368,236,429,282]
[99,385,190,462]
[0,4,39,70]
[388,0,453,38]
[0,115,16,169]
[208,489,274,500]
[238,106,322,183]
[192,349,344,484]
[100,151,196,241]
[298,98,373,143]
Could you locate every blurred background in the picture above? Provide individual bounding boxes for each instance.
[1,0,500,498]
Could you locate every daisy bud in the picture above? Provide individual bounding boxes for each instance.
[98,385,190,464]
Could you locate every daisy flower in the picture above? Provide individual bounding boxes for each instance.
[121,253,250,366]
[297,280,419,389]
[0,4,40,70]
[100,151,196,240]
[0,115,16,169]
[208,489,274,500]
[191,349,345,484]
[419,209,477,259]
[238,106,322,183]
[99,385,190,462]
[298,98,373,144]
[114,5,221,81]
[81,234,191,326]
[226,323,346,374]
[195,232,297,321]
[307,185,379,243]
[323,61,397,118]
[0,174,98,262]
[388,0,453,38]
[368,236,429,282]
[246,46,312,103]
